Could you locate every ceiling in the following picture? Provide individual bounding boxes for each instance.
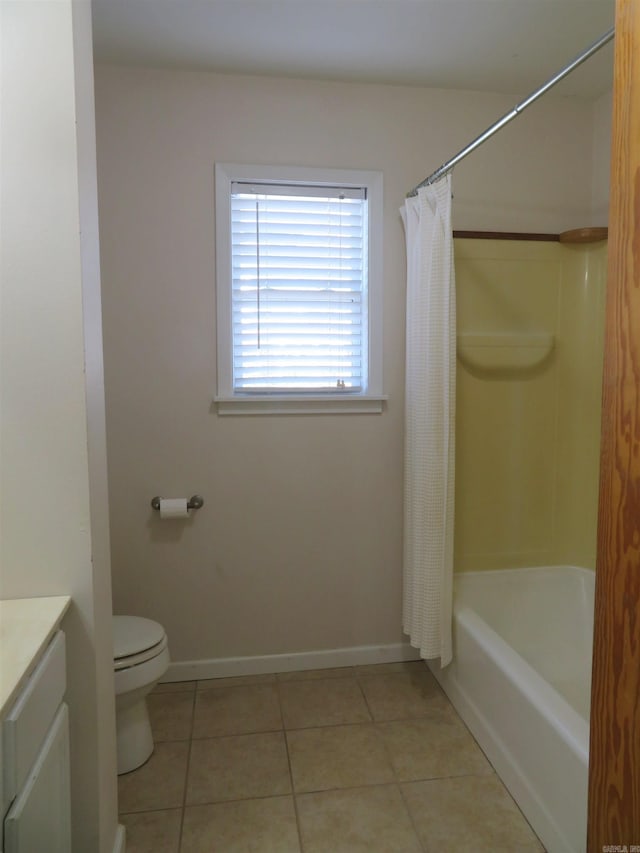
[91,0,615,98]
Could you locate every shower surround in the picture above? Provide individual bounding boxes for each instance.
[438,236,607,853]
[453,237,607,572]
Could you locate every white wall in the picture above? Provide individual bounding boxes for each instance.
[94,65,599,671]
[592,89,613,223]
[1,2,118,850]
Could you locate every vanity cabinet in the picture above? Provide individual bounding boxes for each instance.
[1,600,71,853]
[4,705,70,852]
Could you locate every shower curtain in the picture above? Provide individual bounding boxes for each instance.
[400,175,456,667]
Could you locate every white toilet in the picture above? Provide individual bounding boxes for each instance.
[113,615,170,775]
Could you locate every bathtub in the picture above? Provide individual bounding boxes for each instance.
[428,565,594,853]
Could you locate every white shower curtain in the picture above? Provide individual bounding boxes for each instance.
[400,175,456,667]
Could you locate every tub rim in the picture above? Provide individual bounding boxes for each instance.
[455,604,589,765]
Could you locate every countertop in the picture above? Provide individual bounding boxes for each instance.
[0,596,71,717]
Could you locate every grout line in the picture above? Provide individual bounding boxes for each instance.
[397,780,429,853]
[356,673,376,723]
[277,678,306,852]
[371,714,428,853]
[176,687,198,852]
[372,721,399,784]
[189,724,284,741]
[152,684,197,695]
[185,790,297,807]
[285,739,306,852]
[283,717,371,732]
[274,675,287,731]
[277,666,356,683]
[295,779,405,798]
[184,712,463,739]
[119,805,184,817]
[195,675,279,692]
[182,770,484,803]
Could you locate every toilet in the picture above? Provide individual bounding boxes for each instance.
[113,615,170,775]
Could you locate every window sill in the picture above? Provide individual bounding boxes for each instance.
[214,394,387,416]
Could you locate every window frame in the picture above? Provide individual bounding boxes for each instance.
[214,162,385,415]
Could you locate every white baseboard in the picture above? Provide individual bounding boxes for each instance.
[112,824,126,853]
[162,642,421,683]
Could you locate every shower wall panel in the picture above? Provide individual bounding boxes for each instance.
[554,242,607,569]
[453,239,606,572]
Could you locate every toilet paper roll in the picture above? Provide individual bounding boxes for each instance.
[159,498,189,519]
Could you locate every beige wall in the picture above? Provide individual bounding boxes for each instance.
[592,89,613,224]
[94,64,602,667]
[0,2,118,850]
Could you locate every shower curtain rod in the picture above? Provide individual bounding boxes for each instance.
[406,26,615,197]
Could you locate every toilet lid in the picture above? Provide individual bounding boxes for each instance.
[113,615,166,660]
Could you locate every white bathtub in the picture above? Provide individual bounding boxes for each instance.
[428,565,594,853]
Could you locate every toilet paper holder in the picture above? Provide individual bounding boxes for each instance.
[151,495,204,511]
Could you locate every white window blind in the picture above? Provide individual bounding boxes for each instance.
[230,181,369,393]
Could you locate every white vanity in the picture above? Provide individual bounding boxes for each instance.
[0,597,71,853]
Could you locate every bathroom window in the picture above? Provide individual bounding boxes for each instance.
[214,163,384,414]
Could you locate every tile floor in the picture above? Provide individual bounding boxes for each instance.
[118,662,545,852]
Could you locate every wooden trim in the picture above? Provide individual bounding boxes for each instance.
[588,0,640,848]
[453,228,610,243]
[452,230,560,241]
[559,226,609,243]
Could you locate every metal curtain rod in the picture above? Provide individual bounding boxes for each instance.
[407,26,615,197]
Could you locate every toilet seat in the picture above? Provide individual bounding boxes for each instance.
[113,615,167,671]
[114,635,168,671]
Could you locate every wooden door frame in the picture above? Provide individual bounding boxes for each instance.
[588,0,640,847]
